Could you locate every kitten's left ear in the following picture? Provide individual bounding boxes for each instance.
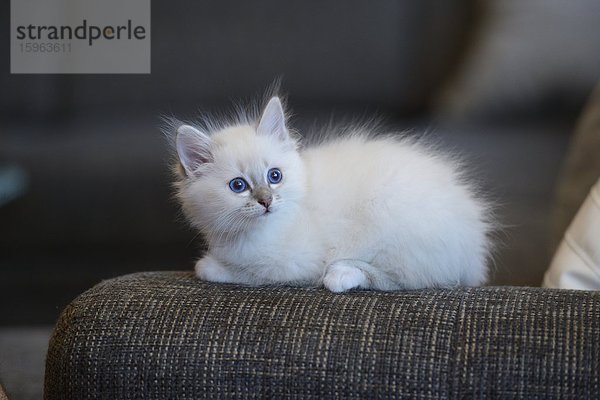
[257,97,289,142]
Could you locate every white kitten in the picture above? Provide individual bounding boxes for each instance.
[172,96,492,292]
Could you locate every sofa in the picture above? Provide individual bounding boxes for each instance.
[45,272,600,398]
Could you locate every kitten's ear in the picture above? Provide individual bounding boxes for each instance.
[176,125,213,176]
[257,97,289,142]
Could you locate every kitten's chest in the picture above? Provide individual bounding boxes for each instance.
[215,226,326,282]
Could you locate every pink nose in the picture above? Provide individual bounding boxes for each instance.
[258,197,272,209]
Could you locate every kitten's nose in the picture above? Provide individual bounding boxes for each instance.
[254,187,272,210]
[257,196,272,209]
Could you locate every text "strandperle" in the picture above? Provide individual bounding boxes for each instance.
[15,19,146,46]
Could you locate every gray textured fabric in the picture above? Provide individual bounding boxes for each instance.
[45,272,600,399]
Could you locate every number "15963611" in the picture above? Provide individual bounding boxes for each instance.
[19,42,72,53]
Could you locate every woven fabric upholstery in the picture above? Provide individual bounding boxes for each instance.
[45,272,600,399]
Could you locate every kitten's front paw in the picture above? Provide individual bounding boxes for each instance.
[323,262,368,293]
[195,255,236,283]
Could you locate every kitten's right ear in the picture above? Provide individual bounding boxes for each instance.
[176,125,213,177]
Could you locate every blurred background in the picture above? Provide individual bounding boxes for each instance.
[2,1,600,397]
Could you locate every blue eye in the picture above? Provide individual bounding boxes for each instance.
[267,168,282,184]
[229,178,248,193]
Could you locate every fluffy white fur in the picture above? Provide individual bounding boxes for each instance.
[173,96,491,292]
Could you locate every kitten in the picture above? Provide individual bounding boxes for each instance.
[171,96,492,292]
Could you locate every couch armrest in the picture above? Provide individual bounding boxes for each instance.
[45,272,600,399]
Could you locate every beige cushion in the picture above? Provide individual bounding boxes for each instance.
[553,84,600,246]
[544,178,600,289]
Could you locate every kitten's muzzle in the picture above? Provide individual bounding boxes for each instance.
[253,187,273,211]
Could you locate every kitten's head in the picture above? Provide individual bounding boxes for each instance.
[173,97,305,240]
